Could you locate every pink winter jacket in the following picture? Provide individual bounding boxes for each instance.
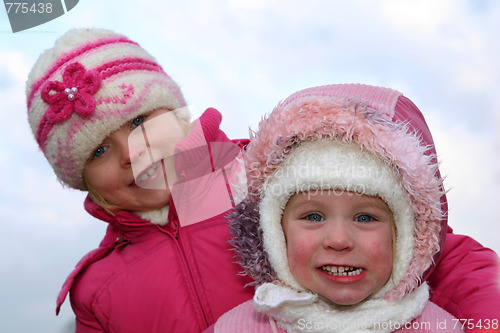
[56,109,254,332]
[428,230,500,332]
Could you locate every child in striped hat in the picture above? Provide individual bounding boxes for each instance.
[26,28,253,332]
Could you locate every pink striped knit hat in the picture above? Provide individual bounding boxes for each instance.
[26,28,189,190]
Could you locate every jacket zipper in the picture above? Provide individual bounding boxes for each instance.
[166,218,210,329]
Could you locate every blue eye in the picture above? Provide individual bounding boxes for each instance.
[93,146,108,158]
[131,116,145,129]
[355,215,374,223]
[305,213,324,222]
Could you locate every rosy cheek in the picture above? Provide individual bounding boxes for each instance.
[287,238,312,269]
[366,238,393,276]
[370,239,391,257]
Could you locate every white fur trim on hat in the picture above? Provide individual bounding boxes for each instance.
[259,140,414,297]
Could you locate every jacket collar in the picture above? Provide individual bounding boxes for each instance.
[84,195,172,240]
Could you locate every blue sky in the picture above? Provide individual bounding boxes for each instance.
[1,1,499,332]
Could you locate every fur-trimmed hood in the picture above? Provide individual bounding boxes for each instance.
[229,84,448,303]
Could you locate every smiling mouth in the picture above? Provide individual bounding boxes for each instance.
[134,160,163,185]
[321,265,363,277]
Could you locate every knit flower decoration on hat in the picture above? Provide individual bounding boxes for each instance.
[41,62,102,123]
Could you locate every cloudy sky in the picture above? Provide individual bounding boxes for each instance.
[1,1,499,332]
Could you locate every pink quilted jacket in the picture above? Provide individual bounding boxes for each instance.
[56,109,254,332]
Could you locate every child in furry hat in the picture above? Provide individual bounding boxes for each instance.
[207,84,499,332]
[26,28,253,332]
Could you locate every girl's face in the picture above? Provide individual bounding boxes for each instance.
[281,190,393,305]
[83,108,187,212]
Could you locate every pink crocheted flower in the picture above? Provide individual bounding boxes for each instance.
[41,62,102,123]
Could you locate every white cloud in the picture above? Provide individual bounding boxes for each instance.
[454,65,490,92]
[0,49,30,82]
[380,0,454,37]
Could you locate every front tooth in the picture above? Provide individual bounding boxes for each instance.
[322,265,362,276]
[137,173,147,183]
[147,166,155,177]
[137,162,159,183]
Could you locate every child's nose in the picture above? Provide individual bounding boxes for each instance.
[118,141,132,168]
[127,130,149,164]
[322,221,354,252]
[111,130,137,168]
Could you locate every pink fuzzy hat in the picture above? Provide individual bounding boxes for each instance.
[230,84,447,301]
[26,28,189,190]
